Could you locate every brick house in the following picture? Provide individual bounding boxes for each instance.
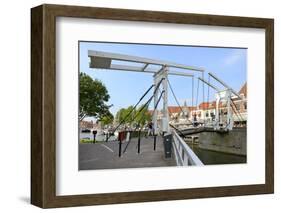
[80,120,94,129]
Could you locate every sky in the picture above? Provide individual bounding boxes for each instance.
[79,41,247,118]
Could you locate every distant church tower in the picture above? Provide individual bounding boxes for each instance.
[183,100,189,117]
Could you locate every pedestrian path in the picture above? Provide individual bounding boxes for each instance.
[79,136,176,170]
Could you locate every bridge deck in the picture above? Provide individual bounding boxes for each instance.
[79,136,176,170]
[179,127,228,136]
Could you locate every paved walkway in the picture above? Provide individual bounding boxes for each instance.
[79,136,176,170]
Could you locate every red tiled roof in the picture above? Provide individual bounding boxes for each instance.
[188,106,197,111]
[168,106,196,113]
[148,106,196,114]
[198,102,209,109]
[198,101,217,109]
[168,106,181,113]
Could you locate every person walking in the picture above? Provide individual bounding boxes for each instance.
[147,121,153,137]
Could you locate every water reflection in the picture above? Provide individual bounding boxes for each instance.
[188,143,246,165]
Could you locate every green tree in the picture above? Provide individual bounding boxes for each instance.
[79,72,112,121]
[124,106,135,124]
[115,108,124,123]
[135,105,152,126]
[115,107,134,124]
[99,112,114,127]
[115,105,151,127]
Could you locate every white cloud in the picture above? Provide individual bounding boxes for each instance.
[223,49,244,66]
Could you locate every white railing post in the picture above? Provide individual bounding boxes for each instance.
[171,129,204,166]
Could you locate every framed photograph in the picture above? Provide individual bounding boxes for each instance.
[31,4,274,208]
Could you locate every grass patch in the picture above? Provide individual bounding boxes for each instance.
[80,138,102,143]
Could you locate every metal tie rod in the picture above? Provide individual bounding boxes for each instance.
[208,72,243,99]
[115,77,164,139]
[122,91,164,154]
[198,77,220,92]
[106,83,155,142]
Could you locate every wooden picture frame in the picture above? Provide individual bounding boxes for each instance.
[31,4,274,208]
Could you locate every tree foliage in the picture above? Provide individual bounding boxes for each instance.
[115,105,151,127]
[99,112,114,126]
[135,104,152,126]
[79,72,112,121]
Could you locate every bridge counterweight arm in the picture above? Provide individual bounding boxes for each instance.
[88,50,204,72]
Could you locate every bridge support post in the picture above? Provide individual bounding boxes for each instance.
[226,90,234,130]
[153,66,169,135]
[162,66,169,134]
[118,139,122,157]
[215,95,220,130]
[215,89,233,131]
[153,134,157,151]
[137,130,141,154]
[153,76,159,135]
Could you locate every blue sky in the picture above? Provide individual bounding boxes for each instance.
[79,41,247,117]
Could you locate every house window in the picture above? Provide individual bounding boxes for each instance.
[235,103,240,111]
[210,112,215,120]
[244,102,247,110]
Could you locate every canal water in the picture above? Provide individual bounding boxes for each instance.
[187,143,246,165]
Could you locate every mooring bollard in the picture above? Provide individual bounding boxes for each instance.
[137,130,141,154]
[118,131,124,157]
[118,131,128,157]
[106,132,109,142]
[92,130,97,143]
[153,134,157,151]
[118,139,122,157]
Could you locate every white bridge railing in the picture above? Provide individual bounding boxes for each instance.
[171,129,204,166]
